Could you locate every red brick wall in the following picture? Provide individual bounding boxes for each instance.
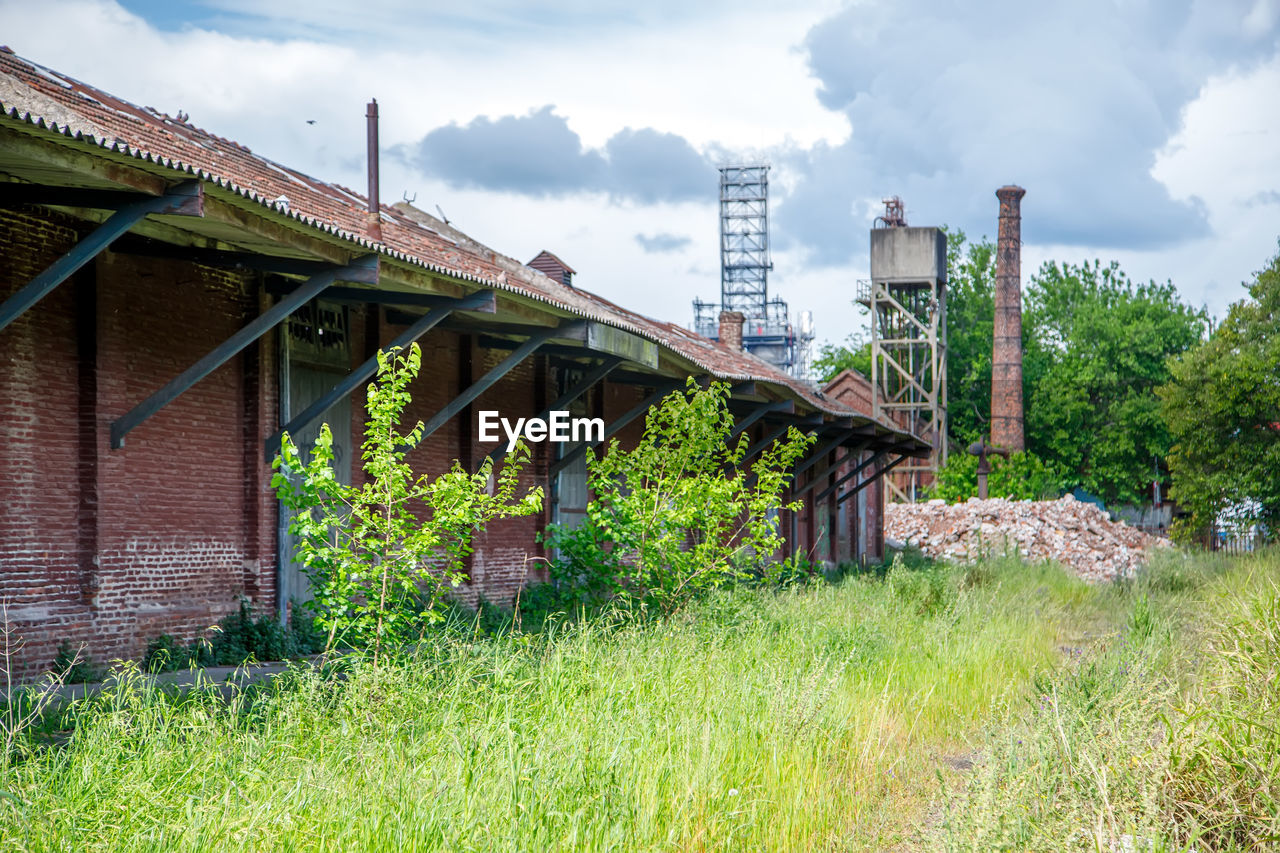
[0,208,278,674]
[600,378,652,450]
[844,450,885,565]
[0,209,88,675]
[801,448,888,568]
[93,250,267,657]
[456,338,545,605]
[825,370,875,416]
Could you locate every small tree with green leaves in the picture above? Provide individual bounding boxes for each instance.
[551,379,812,614]
[1159,242,1280,542]
[273,343,543,661]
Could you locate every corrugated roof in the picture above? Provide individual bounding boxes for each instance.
[0,47,916,437]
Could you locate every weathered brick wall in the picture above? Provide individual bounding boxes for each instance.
[243,286,280,602]
[0,207,278,674]
[600,377,651,450]
[818,449,887,567]
[855,451,885,564]
[0,209,89,675]
[459,339,545,605]
[91,250,266,660]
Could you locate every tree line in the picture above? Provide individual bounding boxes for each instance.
[815,232,1280,542]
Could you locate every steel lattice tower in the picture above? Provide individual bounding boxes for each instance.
[692,164,814,379]
[719,165,772,315]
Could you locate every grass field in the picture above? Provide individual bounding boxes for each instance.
[2,548,1277,850]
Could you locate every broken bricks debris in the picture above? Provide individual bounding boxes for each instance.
[884,494,1170,583]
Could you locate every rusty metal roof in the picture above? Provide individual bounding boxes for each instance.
[0,47,923,447]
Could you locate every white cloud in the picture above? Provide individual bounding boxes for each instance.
[1153,54,1280,214]
[1,0,1276,346]
[1,0,847,154]
[777,0,1280,265]
[1023,54,1280,320]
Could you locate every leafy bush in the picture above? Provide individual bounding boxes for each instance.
[273,343,543,660]
[543,379,812,614]
[510,581,574,629]
[143,634,193,673]
[288,607,326,656]
[930,449,1068,503]
[540,517,628,608]
[204,599,287,665]
[52,641,104,684]
[143,600,327,673]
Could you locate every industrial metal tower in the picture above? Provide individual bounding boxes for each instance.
[718,165,771,315]
[856,198,948,502]
[693,164,814,378]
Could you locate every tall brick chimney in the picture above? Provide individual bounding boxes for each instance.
[718,310,745,351]
[991,184,1026,452]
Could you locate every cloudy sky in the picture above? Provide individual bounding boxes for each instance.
[3,0,1278,349]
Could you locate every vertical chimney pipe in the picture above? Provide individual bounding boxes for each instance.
[366,98,382,242]
[991,184,1026,452]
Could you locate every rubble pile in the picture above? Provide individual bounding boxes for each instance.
[884,495,1169,582]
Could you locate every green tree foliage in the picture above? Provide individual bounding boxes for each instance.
[546,379,812,613]
[1159,244,1280,541]
[1023,261,1207,504]
[930,231,1204,504]
[273,344,543,660]
[930,450,1069,503]
[813,333,872,384]
[942,228,998,447]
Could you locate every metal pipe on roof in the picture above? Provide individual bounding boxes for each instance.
[366,98,382,242]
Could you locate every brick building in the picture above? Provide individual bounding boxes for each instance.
[0,50,926,673]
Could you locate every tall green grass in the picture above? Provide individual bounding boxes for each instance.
[937,548,1280,851]
[2,549,1274,850]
